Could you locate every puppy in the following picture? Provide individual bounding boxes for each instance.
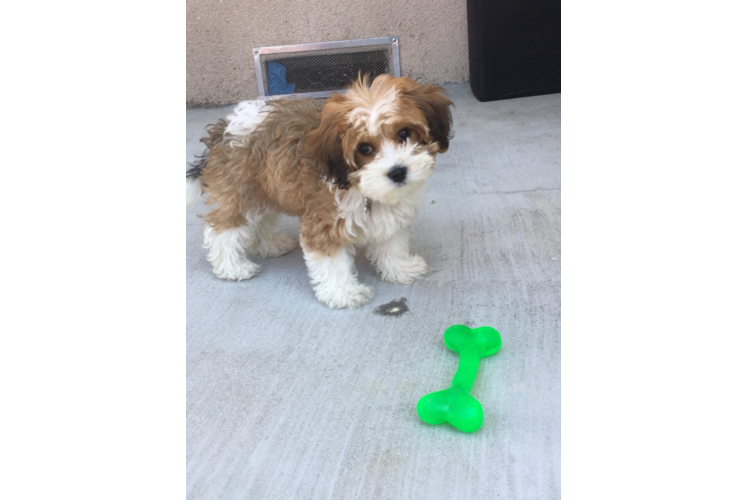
[186,74,453,309]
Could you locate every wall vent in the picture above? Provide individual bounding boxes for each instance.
[253,37,401,100]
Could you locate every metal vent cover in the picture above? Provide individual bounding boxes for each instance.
[253,37,401,100]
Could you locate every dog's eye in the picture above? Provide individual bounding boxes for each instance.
[357,144,374,156]
[398,128,411,142]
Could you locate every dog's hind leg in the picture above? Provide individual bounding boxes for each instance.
[247,209,297,258]
[202,206,261,280]
[203,223,260,281]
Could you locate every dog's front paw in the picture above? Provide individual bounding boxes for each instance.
[380,255,428,284]
[316,283,376,309]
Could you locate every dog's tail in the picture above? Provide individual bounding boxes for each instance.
[186,118,228,207]
[186,171,204,207]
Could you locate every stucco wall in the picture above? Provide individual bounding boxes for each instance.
[186,0,468,106]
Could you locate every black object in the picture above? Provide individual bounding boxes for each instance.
[387,166,408,184]
[466,0,561,102]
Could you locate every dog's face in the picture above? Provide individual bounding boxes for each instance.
[305,75,453,204]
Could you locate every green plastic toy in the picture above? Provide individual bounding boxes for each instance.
[417,325,502,433]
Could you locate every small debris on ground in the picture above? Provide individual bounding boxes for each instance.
[374,298,409,317]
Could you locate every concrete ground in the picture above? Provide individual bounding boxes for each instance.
[186,85,560,500]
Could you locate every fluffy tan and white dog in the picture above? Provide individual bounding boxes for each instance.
[186,74,453,309]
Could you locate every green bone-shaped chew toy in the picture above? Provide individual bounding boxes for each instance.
[417,325,502,433]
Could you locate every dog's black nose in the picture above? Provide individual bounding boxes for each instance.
[387,166,408,184]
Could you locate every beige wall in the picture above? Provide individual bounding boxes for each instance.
[187,0,468,106]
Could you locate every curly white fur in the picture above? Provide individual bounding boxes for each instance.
[300,239,375,309]
[186,178,203,207]
[203,224,260,281]
[224,100,269,148]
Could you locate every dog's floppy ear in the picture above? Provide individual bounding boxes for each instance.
[303,95,351,189]
[402,83,454,153]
